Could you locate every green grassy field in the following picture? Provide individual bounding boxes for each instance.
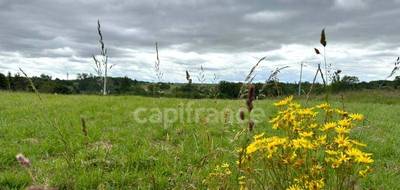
[0,91,399,189]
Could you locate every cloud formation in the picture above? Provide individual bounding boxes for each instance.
[0,0,399,82]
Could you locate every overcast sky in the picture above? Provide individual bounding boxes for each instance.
[0,0,399,83]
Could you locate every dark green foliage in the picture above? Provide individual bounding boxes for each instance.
[7,72,12,90]
[53,84,73,94]
[0,73,8,89]
[175,83,202,98]
[159,83,171,90]
[116,76,132,94]
[1,71,399,98]
[395,76,400,88]
[331,75,360,92]
[12,73,29,91]
[218,81,241,98]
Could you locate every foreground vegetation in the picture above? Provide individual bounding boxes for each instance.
[0,90,399,189]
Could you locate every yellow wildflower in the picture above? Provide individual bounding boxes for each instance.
[297,108,317,117]
[335,126,350,134]
[253,133,265,140]
[355,154,374,164]
[307,178,325,190]
[245,143,258,155]
[316,103,330,110]
[325,150,339,155]
[238,176,247,190]
[287,184,303,190]
[272,123,280,130]
[269,116,280,124]
[245,136,287,156]
[345,148,364,157]
[335,109,348,116]
[359,166,371,177]
[321,122,336,131]
[337,152,350,163]
[338,119,351,128]
[300,131,314,138]
[334,135,351,148]
[274,96,293,107]
[308,123,318,129]
[232,96,374,188]
[289,102,301,109]
[316,135,327,145]
[331,161,340,168]
[349,113,364,121]
[311,164,324,175]
[292,138,314,149]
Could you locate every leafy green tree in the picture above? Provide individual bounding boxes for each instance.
[159,83,170,90]
[118,76,131,93]
[13,73,29,91]
[341,76,359,84]
[218,81,241,98]
[53,84,73,94]
[40,74,52,80]
[0,73,8,89]
[394,76,400,88]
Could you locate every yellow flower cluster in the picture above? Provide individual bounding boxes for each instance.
[203,163,232,187]
[239,96,373,189]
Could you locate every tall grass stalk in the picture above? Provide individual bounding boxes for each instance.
[259,66,289,97]
[238,56,266,98]
[18,68,77,187]
[92,20,114,95]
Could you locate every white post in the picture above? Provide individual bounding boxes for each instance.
[103,56,108,95]
[298,62,304,96]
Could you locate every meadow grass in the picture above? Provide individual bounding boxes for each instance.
[0,90,399,189]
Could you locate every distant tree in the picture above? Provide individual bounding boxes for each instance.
[131,85,147,95]
[40,74,52,80]
[53,84,73,94]
[36,79,56,93]
[159,83,170,90]
[331,75,360,92]
[0,73,8,89]
[341,76,359,84]
[77,75,99,93]
[394,76,400,88]
[118,76,131,93]
[13,73,29,91]
[77,73,89,80]
[218,81,241,98]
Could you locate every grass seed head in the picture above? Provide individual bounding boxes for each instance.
[248,120,254,131]
[240,110,245,120]
[320,28,327,47]
[314,48,320,55]
[81,117,87,137]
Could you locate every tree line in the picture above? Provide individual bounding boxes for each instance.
[0,72,399,99]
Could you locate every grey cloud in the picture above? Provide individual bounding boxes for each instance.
[333,0,367,10]
[0,0,400,82]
